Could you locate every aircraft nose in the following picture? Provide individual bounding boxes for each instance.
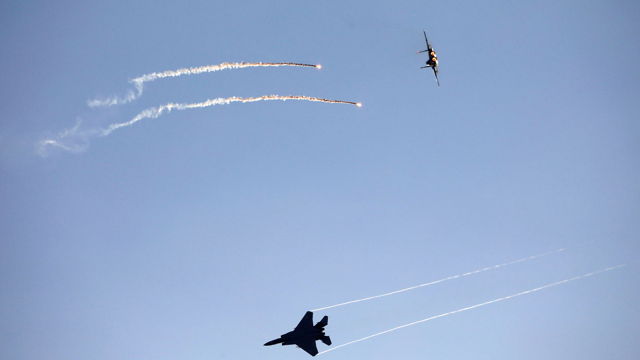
[264,339,283,346]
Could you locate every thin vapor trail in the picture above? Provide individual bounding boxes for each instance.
[311,248,565,312]
[318,264,625,355]
[88,62,322,107]
[101,95,362,136]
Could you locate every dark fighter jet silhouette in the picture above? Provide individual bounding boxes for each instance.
[418,30,440,86]
[264,311,331,356]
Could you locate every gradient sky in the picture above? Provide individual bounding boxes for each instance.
[1,1,639,359]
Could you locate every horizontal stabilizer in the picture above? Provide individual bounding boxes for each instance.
[315,315,328,328]
[320,335,332,346]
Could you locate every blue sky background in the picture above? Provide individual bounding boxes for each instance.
[1,1,639,359]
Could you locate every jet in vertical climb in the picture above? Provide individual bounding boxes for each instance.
[418,30,440,86]
[264,311,332,356]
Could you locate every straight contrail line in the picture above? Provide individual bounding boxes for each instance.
[88,62,322,107]
[101,95,362,136]
[311,248,566,312]
[318,264,625,355]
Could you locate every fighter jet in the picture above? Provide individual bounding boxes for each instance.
[418,30,440,86]
[264,311,331,356]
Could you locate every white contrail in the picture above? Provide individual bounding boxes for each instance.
[101,95,362,136]
[87,62,322,107]
[318,264,625,355]
[311,248,566,312]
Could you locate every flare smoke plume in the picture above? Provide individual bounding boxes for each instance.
[88,62,322,107]
[102,95,361,135]
[39,94,360,155]
[318,264,625,355]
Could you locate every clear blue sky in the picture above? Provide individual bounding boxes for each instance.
[1,1,639,359]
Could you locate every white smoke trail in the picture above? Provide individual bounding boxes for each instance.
[37,119,91,156]
[318,264,625,355]
[38,94,360,155]
[311,248,566,312]
[87,62,322,107]
[101,95,362,136]
[37,139,85,154]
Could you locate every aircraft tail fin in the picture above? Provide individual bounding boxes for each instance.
[320,335,332,346]
[315,315,328,328]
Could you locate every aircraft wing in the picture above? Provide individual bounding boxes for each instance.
[423,30,431,50]
[433,66,440,86]
[294,311,314,331]
[297,338,319,356]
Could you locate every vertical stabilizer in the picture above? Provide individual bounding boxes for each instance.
[315,315,328,328]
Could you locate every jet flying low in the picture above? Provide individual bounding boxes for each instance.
[264,311,331,356]
[418,30,440,86]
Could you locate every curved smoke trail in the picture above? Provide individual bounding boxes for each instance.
[101,95,362,135]
[38,94,360,155]
[318,264,625,355]
[88,62,322,107]
[311,248,566,312]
